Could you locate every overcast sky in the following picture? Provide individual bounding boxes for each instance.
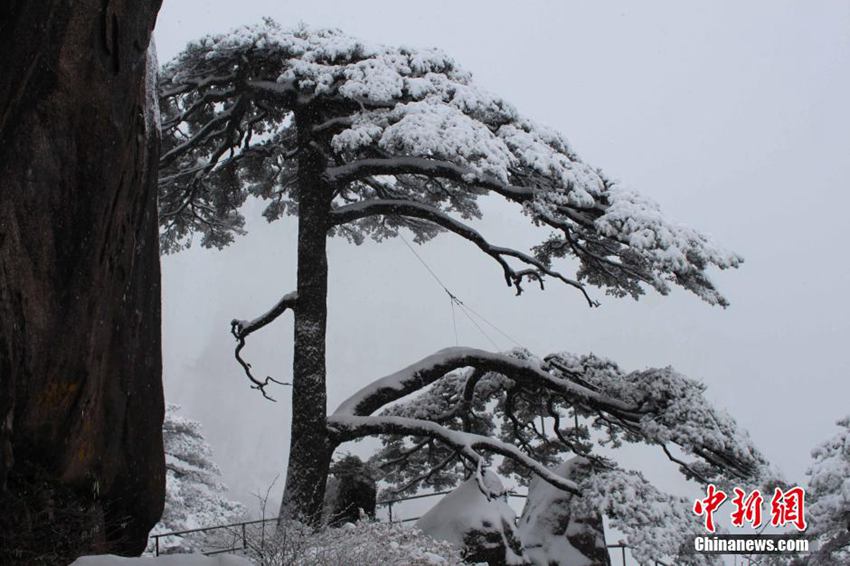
[153,0,850,527]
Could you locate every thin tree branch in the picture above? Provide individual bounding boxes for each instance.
[330,198,595,304]
[390,449,460,495]
[660,443,711,485]
[230,291,298,401]
[377,439,433,470]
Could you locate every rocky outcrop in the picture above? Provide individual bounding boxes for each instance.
[518,458,610,566]
[417,470,526,565]
[0,1,164,563]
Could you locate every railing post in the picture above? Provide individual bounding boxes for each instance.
[388,501,393,523]
[242,522,247,549]
[155,536,159,557]
[621,545,627,566]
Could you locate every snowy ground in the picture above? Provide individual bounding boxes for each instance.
[71,555,253,566]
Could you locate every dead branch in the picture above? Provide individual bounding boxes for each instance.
[230,291,298,401]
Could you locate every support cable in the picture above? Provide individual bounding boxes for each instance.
[399,234,526,352]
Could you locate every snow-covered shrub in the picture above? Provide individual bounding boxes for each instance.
[805,415,850,564]
[148,404,245,554]
[246,519,463,566]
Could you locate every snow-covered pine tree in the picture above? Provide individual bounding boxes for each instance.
[158,20,756,534]
[804,416,850,564]
[152,404,244,553]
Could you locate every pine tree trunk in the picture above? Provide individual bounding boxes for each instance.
[278,111,335,525]
[0,1,163,562]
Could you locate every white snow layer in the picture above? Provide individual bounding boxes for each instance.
[145,40,161,137]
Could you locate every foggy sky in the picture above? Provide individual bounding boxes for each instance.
[153,0,850,524]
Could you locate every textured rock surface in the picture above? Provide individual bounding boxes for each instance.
[0,1,164,562]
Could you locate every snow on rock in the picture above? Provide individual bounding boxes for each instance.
[416,469,527,565]
[518,458,610,566]
[70,555,252,566]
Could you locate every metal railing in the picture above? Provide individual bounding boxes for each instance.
[148,489,669,565]
[377,488,528,523]
[149,516,280,557]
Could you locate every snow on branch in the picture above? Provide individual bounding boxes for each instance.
[334,347,771,495]
[332,347,637,420]
[230,291,298,401]
[544,352,769,483]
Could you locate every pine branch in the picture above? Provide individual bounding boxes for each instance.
[327,414,581,495]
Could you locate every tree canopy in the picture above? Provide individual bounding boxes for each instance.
[159,19,741,306]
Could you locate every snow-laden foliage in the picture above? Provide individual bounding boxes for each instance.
[804,416,850,563]
[543,351,768,488]
[159,19,740,305]
[149,404,245,553]
[246,519,463,566]
[366,348,770,498]
[575,467,718,565]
